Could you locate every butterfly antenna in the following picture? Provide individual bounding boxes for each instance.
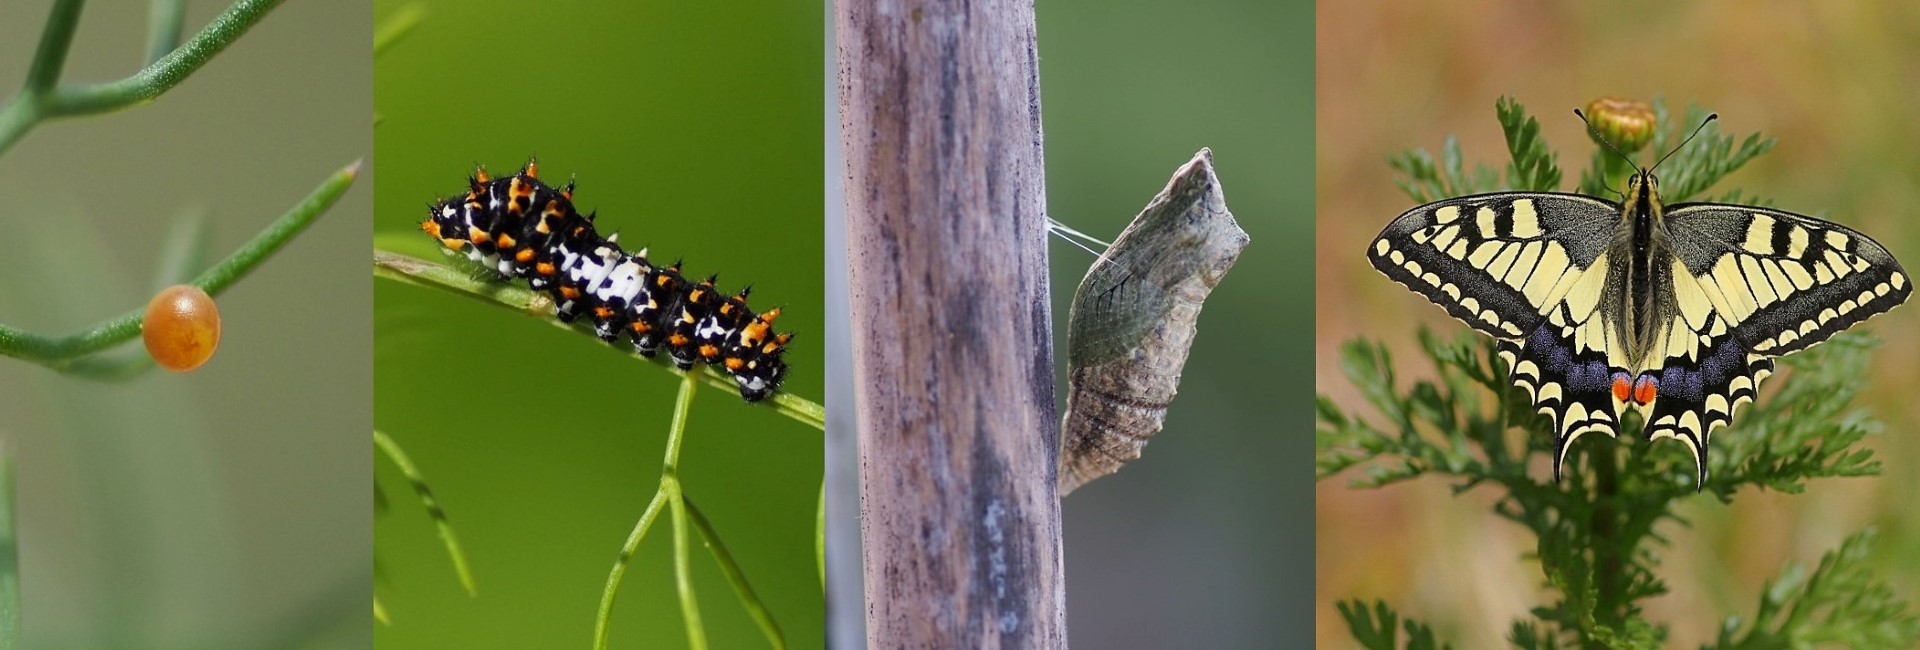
[1573,108,1640,170]
[1652,113,1718,172]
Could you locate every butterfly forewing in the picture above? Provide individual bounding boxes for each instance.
[1663,203,1912,355]
[1369,193,1619,340]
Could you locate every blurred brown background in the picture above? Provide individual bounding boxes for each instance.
[1316,2,1920,647]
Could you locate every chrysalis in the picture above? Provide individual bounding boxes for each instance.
[1059,149,1249,495]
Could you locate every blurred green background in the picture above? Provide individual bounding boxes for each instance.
[822,0,1314,647]
[372,1,822,648]
[0,1,369,647]
[1317,2,1920,648]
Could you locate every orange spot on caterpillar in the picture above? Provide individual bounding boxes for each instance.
[143,284,220,372]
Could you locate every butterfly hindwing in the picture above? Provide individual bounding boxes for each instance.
[1664,203,1911,355]
[1500,324,1626,481]
[1638,316,1774,487]
[1370,193,1619,340]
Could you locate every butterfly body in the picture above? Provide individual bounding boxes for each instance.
[1371,168,1909,486]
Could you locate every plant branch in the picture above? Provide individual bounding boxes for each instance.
[593,490,670,650]
[25,0,87,94]
[146,0,188,65]
[0,160,360,372]
[371,251,827,430]
[0,0,284,157]
[374,429,476,596]
[669,481,705,650]
[685,495,786,650]
[0,445,19,647]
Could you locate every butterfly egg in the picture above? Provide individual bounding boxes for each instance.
[143,284,221,372]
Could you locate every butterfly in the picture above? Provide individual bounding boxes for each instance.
[1368,112,1910,488]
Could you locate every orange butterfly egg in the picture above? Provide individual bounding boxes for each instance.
[143,284,221,372]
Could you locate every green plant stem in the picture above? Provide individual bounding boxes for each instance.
[0,0,284,157]
[372,250,827,430]
[0,161,360,370]
[669,483,705,650]
[665,373,706,649]
[594,491,670,650]
[686,495,786,650]
[1590,446,1622,644]
[25,0,87,93]
[374,429,477,596]
[147,0,188,65]
[0,445,19,648]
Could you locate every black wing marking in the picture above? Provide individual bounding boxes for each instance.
[1664,204,1911,356]
[1500,322,1624,481]
[1369,193,1619,340]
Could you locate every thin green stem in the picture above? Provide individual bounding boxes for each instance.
[0,445,19,648]
[0,160,359,370]
[25,0,87,93]
[146,0,188,65]
[686,496,786,649]
[45,0,284,116]
[1588,441,1622,648]
[372,250,826,430]
[0,0,284,156]
[374,429,476,596]
[669,483,705,650]
[594,488,671,650]
[662,369,699,473]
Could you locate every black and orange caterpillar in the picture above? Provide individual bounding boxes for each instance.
[420,160,791,401]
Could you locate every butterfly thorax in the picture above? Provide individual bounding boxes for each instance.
[1601,170,1679,372]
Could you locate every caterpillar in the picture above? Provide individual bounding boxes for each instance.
[419,160,792,402]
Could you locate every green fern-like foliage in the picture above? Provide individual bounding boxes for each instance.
[1319,96,1919,649]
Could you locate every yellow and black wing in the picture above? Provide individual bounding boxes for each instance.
[1638,204,1910,484]
[1368,193,1630,478]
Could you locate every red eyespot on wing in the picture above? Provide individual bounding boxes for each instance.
[143,284,220,372]
[1610,372,1633,403]
[1632,375,1659,406]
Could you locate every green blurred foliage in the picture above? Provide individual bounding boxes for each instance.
[372,0,822,648]
[1035,0,1314,646]
[0,1,370,647]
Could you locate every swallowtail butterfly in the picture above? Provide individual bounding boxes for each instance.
[1369,113,1910,488]
[420,160,791,402]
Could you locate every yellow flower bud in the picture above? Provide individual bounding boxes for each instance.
[1583,97,1657,154]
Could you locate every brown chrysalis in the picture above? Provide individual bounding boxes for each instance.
[1059,149,1248,496]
